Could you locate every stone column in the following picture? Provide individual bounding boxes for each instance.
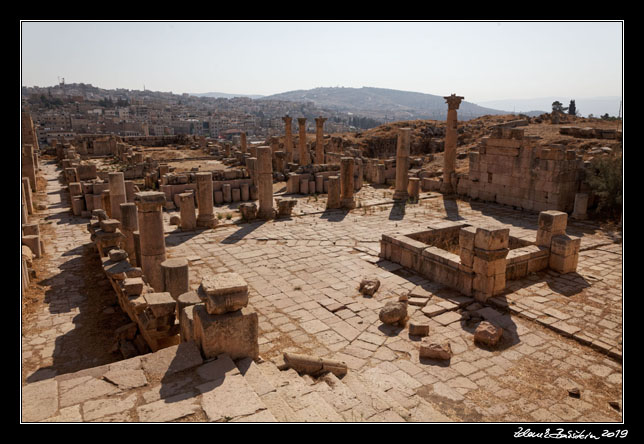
[327,176,341,209]
[282,115,293,163]
[314,117,327,165]
[408,177,420,201]
[340,157,355,209]
[442,94,464,192]
[134,191,167,291]
[571,193,589,220]
[22,144,37,192]
[161,258,189,300]
[195,172,217,228]
[240,132,248,154]
[256,146,275,219]
[178,192,197,231]
[120,202,139,266]
[22,177,34,215]
[108,172,127,221]
[297,118,309,166]
[393,128,411,200]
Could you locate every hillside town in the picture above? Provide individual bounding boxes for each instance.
[22,82,361,146]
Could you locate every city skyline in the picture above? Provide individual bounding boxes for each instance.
[21,21,623,104]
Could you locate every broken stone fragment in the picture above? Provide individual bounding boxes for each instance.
[408,321,430,337]
[568,387,581,398]
[143,292,177,317]
[359,277,380,297]
[283,352,348,377]
[419,339,452,360]
[379,300,408,325]
[169,215,180,226]
[108,249,128,262]
[473,321,504,347]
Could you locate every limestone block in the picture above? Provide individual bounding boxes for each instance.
[239,202,258,221]
[379,301,407,325]
[200,272,248,297]
[473,257,506,277]
[193,305,259,360]
[100,219,121,233]
[205,291,249,315]
[180,304,197,343]
[550,234,581,257]
[538,210,568,233]
[549,252,579,274]
[419,339,452,360]
[123,277,144,296]
[143,292,177,317]
[22,235,41,258]
[474,225,509,250]
[408,321,430,337]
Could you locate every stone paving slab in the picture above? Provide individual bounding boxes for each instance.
[22,161,622,422]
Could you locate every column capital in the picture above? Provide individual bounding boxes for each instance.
[315,116,327,125]
[444,94,464,110]
[282,115,292,123]
[297,117,307,125]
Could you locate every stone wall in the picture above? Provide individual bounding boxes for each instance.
[460,127,583,213]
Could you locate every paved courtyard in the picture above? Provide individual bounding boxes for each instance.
[21,160,623,422]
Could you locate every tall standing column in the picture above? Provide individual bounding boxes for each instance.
[120,202,139,266]
[256,146,275,219]
[108,172,127,221]
[282,115,293,163]
[240,132,248,154]
[297,118,309,166]
[134,191,167,291]
[340,157,356,209]
[314,116,327,165]
[393,128,411,200]
[178,192,197,230]
[442,94,464,193]
[195,172,217,228]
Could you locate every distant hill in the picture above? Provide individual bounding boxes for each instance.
[477,96,622,118]
[260,86,508,121]
[190,92,265,100]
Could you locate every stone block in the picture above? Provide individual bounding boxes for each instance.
[473,256,506,277]
[144,292,176,317]
[100,219,121,233]
[180,304,197,343]
[408,321,430,337]
[123,277,145,296]
[419,339,452,360]
[549,252,579,274]
[200,272,248,297]
[538,210,568,233]
[458,226,476,251]
[193,305,259,360]
[550,234,581,257]
[474,225,509,250]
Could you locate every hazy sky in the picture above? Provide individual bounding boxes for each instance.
[20,21,623,103]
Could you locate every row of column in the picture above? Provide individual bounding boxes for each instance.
[282,115,327,166]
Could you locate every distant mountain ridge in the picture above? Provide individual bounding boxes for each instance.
[260,86,509,121]
[190,92,265,99]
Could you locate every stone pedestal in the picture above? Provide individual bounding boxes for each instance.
[276,198,297,218]
[326,176,341,209]
[196,172,217,228]
[297,118,309,166]
[314,116,327,164]
[135,191,167,292]
[442,94,464,193]
[193,305,259,360]
[393,128,411,200]
[471,225,509,302]
[407,177,420,202]
[161,258,190,300]
[120,202,139,266]
[256,146,275,219]
[571,193,589,220]
[340,158,355,209]
[108,172,127,221]
[178,192,197,231]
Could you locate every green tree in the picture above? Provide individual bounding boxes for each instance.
[584,155,622,219]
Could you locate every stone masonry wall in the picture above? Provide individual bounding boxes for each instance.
[461,127,583,213]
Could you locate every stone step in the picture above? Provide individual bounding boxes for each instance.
[197,354,276,422]
[254,359,344,422]
[340,371,411,422]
